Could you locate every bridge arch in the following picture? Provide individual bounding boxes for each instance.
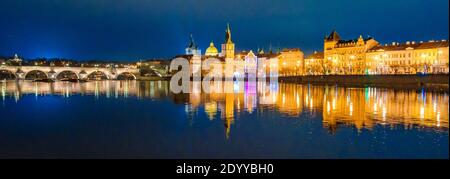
[56,70,79,80]
[25,70,48,80]
[116,72,136,80]
[87,70,109,80]
[0,69,16,80]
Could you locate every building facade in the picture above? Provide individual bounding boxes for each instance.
[178,28,450,78]
[278,48,304,76]
[366,40,449,74]
[304,51,324,75]
[323,30,379,75]
[205,41,219,57]
[221,23,235,60]
[185,34,201,56]
[304,30,449,75]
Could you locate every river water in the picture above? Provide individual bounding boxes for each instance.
[0,80,448,158]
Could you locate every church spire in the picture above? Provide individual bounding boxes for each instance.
[186,34,200,55]
[188,34,197,49]
[358,35,364,41]
[225,23,232,44]
[221,23,235,59]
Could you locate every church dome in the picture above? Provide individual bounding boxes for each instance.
[205,41,218,56]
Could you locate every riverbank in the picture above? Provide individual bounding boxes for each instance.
[279,74,449,92]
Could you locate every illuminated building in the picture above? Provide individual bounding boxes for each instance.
[366,40,449,74]
[205,41,219,57]
[185,34,201,56]
[278,48,304,76]
[10,54,22,63]
[256,52,279,78]
[323,30,379,75]
[221,23,235,59]
[179,27,447,77]
[4,54,23,66]
[174,24,288,78]
[304,51,324,75]
[244,50,257,79]
[305,30,449,75]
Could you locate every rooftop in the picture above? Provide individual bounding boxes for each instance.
[369,40,449,52]
[306,51,324,59]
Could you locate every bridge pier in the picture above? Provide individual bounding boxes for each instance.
[15,69,25,80]
[79,71,87,80]
[48,70,57,80]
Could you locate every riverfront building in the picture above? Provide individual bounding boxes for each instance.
[221,23,235,60]
[366,40,449,74]
[305,30,449,75]
[323,30,379,75]
[278,48,304,76]
[180,24,304,78]
[304,51,324,75]
[177,27,449,77]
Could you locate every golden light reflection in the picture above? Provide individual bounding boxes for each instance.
[1,80,448,138]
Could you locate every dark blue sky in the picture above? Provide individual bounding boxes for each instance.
[0,0,448,61]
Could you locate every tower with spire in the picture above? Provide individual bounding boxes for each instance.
[221,23,235,59]
[186,34,201,56]
[324,30,341,53]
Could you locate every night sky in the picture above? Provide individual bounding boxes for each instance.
[0,0,448,61]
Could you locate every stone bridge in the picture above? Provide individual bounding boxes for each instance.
[0,65,140,80]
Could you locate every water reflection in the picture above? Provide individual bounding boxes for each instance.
[1,80,448,137]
